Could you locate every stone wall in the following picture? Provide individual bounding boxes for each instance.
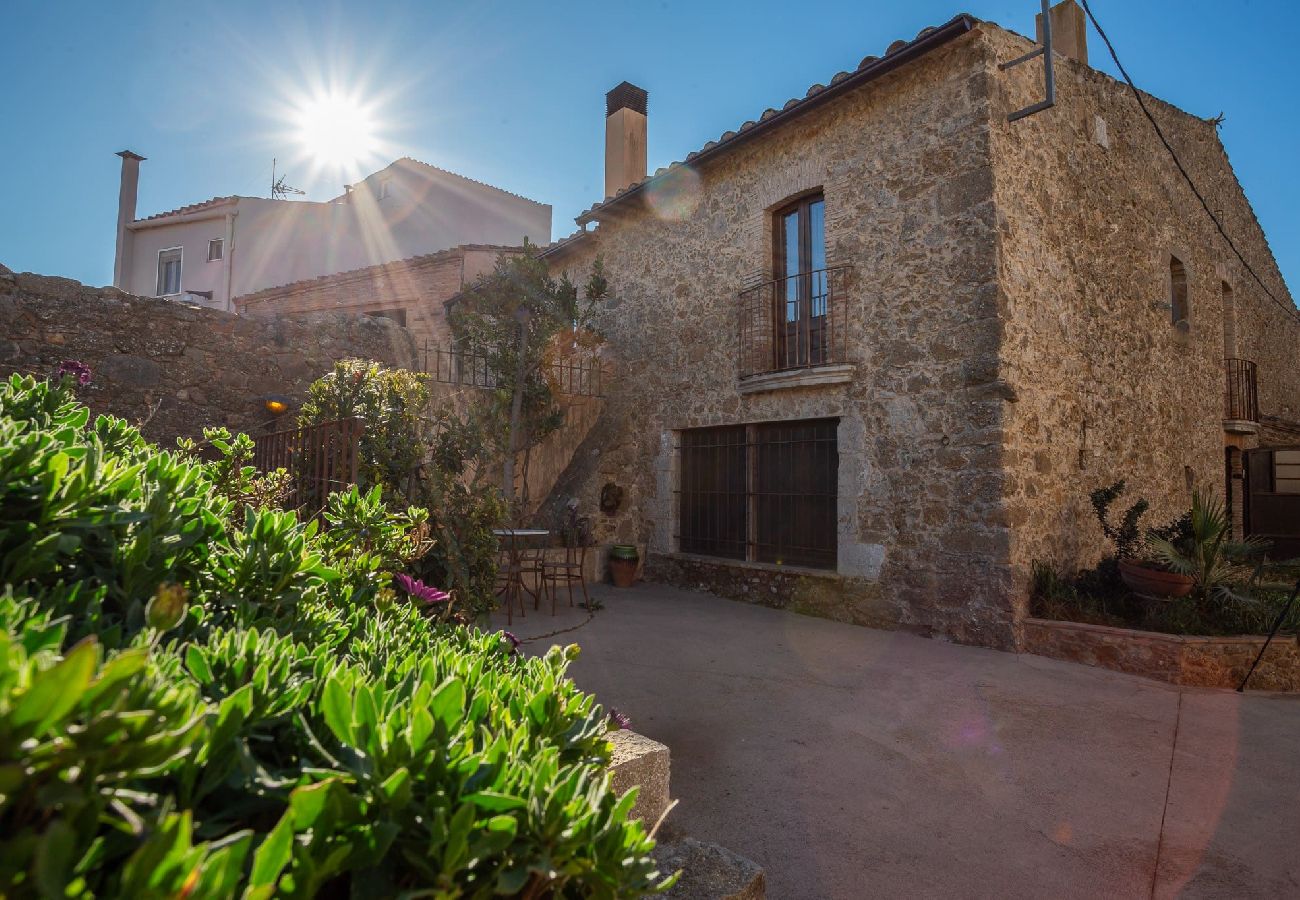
[0,271,419,446]
[235,245,520,350]
[1022,618,1300,691]
[988,24,1300,622]
[549,30,1016,647]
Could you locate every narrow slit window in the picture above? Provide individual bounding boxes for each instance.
[1170,256,1189,327]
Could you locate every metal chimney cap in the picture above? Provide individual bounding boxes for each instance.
[116,150,147,161]
[606,82,648,117]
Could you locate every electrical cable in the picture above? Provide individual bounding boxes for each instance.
[1079,0,1300,324]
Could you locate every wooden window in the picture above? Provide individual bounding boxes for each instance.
[678,426,748,560]
[677,419,838,569]
[1170,256,1189,327]
[773,193,828,369]
[1276,450,1300,495]
[156,247,182,296]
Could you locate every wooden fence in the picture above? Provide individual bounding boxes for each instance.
[252,417,364,512]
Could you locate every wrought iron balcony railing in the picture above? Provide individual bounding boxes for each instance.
[738,265,851,379]
[1225,357,1259,423]
[420,343,603,397]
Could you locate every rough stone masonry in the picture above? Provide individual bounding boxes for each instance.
[0,271,419,446]
[543,15,1300,650]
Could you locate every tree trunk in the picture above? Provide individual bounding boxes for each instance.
[502,307,531,516]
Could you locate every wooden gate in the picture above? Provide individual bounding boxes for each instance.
[1243,446,1300,559]
[253,418,364,512]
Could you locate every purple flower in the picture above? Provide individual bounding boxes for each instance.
[500,631,521,655]
[393,574,450,604]
[56,360,92,386]
[608,708,631,731]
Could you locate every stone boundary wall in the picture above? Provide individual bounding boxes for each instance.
[1022,617,1300,691]
[0,271,419,446]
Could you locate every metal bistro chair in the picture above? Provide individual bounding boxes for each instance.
[495,530,548,624]
[541,543,590,615]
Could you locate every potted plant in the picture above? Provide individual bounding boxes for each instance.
[609,544,639,588]
[1091,480,1196,599]
[1145,489,1271,605]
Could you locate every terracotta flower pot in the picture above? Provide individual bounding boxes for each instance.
[1118,559,1195,599]
[609,545,639,588]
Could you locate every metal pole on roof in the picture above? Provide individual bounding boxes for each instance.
[1000,0,1057,122]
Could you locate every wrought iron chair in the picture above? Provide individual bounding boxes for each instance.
[540,543,590,615]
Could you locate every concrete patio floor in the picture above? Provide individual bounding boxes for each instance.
[493,582,1300,899]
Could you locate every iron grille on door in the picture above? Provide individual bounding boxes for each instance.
[677,419,838,569]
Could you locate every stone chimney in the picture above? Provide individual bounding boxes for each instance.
[604,82,647,199]
[1037,0,1088,64]
[113,150,145,289]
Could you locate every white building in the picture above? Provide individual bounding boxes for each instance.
[111,152,551,312]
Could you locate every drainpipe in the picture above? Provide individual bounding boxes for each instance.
[222,209,238,313]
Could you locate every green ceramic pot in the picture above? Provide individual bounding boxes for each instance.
[609,544,640,561]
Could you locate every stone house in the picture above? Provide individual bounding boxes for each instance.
[539,2,1300,649]
[112,154,550,313]
[234,244,525,351]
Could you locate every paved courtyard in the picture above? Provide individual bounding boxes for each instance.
[495,581,1300,899]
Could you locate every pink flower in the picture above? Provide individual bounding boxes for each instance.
[394,574,450,604]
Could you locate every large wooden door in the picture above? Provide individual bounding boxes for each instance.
[1244,447,1300,559]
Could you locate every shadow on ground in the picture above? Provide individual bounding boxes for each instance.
[493,582,1300,899]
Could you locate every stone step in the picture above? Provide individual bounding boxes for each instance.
[652,838,766,900]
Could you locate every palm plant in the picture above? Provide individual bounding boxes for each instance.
[1145,490,1270,607]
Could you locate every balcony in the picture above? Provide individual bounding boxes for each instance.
[737,266,853,392]
[1224,357,1259,432]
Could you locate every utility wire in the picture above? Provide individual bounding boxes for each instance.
[1078,0,1300,324]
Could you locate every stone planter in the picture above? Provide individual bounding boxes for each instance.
[1022,617,1300,691]
[1118,559,1194,598]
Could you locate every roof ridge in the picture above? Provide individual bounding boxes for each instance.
[575,13,978,224]
[134,195,238,223]
[394,157,549,207]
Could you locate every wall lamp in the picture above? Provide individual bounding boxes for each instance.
[264,394,291,416]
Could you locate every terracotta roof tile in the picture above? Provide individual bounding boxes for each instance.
[134,195,237,223]
[575,13,977,224]
[235,243,526,304]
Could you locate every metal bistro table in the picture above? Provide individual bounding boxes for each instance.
[493,528,549,625]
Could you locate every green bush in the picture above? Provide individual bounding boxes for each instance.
[0,374,670,897]
[300,362,507,617]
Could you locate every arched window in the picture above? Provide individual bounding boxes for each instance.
[1169,256,1189,328]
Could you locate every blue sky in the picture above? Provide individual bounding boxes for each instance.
[2,0,1296,296]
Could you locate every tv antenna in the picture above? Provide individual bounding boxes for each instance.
[270,158,305,199]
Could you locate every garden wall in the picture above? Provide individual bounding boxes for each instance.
[1022,618,1300,691]
[0,270,420,446]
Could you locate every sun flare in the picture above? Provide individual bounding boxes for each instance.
[293,91,380,170]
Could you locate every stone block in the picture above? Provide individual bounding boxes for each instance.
[652,838,765,900]
[608,729,671,826]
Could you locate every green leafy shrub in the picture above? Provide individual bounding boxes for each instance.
[300,363,507,617]
[0,374,671,897]
[299,359,430,493]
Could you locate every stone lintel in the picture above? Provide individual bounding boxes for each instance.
[737,363,855,395]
